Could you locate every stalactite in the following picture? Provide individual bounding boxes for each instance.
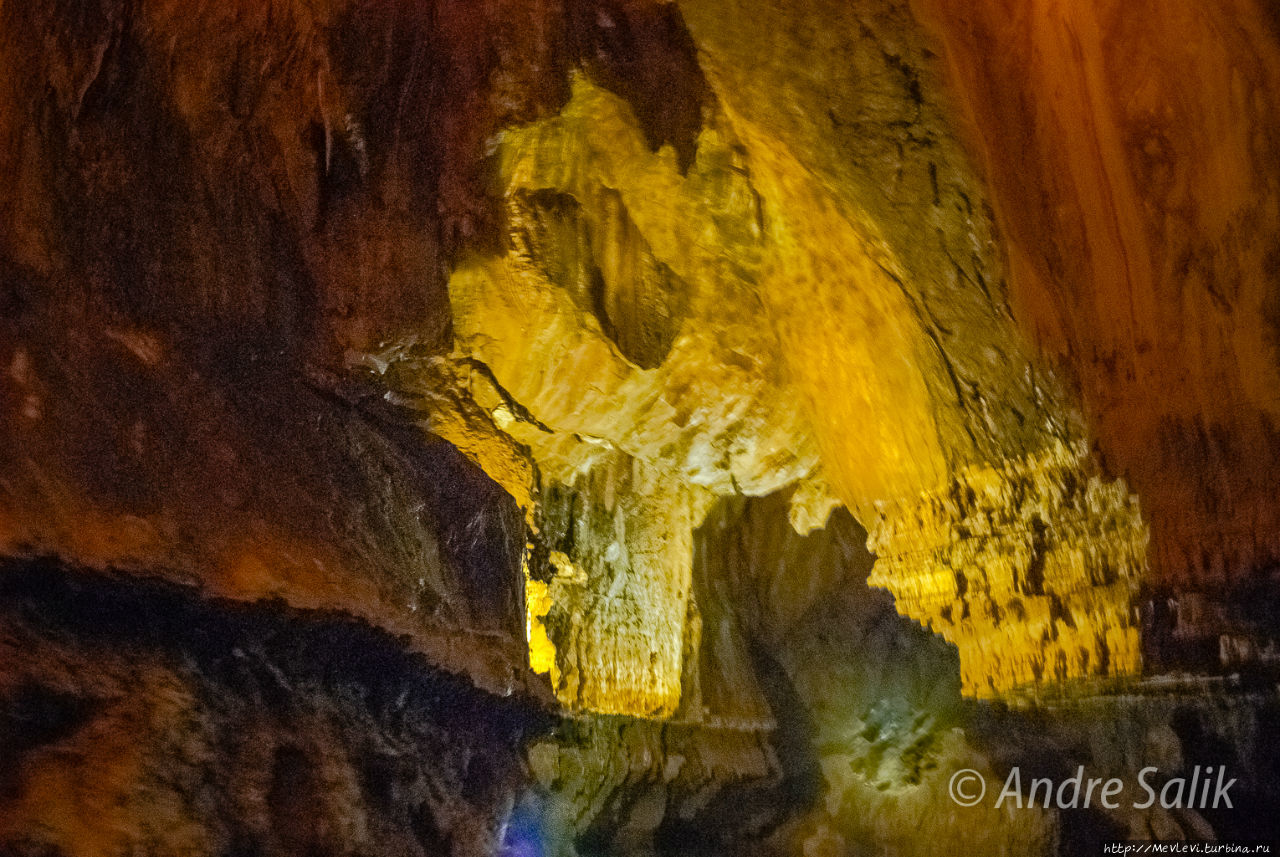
[868,442,1148,696]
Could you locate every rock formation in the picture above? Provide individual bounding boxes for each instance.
[868,442,1147,696]
[3,0,1280,853]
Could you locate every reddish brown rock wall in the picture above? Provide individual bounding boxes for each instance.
[910,0,1280,591]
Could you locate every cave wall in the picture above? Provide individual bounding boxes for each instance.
[3,0,1280,853]
[0,559,546,857]
[1,0,1192,712]
[909,0,1280,593]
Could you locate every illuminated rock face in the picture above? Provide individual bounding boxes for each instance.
[868,443,1148,696]
[9,0,1278,718]
[409,2,1102,706]
[907,0,1280,594]
[675,0,1074,511]
[530,457,706,717]
[4,0,1280,851]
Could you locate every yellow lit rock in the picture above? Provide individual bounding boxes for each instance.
[722,99,952,516]
[437,67,1140,710]
[868,442,1147,697]
[356,16,1169,713]
[532,455,711,717]
[455,76,821,497]
[443,77,829,715]
[354,350,541,527]
[525,575,559,681]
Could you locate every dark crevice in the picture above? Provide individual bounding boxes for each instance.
[0,684,97,800]
[0,556,551,738]
[566,0,709,173]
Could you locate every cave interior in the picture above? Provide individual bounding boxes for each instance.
[3,0,1280,855]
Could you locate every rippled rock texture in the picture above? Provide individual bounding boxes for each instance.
[869,442,1147,696]
[3,0,1280,853]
